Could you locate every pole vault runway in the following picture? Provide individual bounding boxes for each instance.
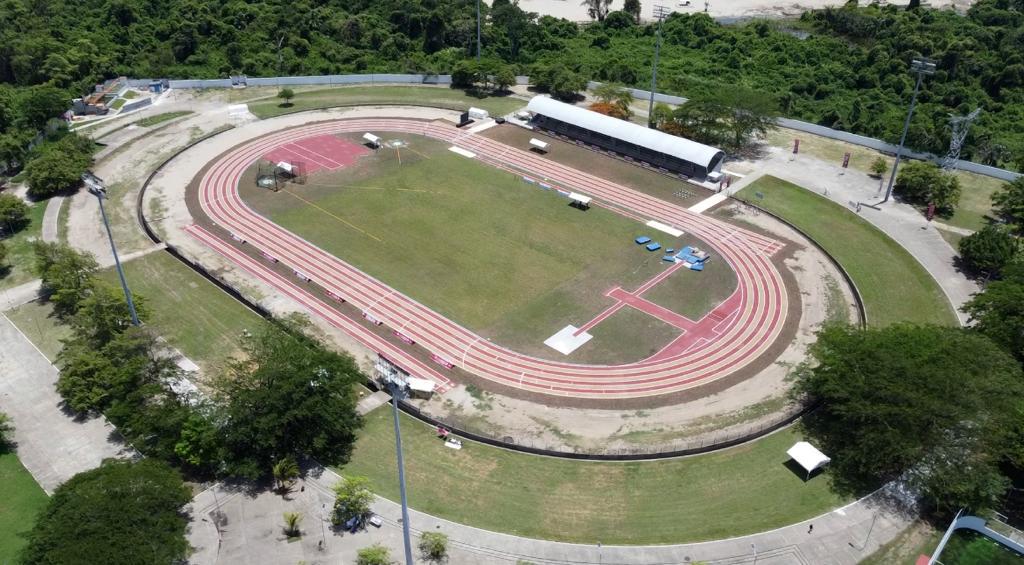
[188,118,790,400]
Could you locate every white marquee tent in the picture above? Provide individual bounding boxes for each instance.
[787,441,831,479]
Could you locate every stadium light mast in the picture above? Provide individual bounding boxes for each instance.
[882,57,935,203]
[647,5,671,129]
[81,171,140,327]
[389,379,415,565]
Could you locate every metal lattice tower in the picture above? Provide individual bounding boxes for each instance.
[941,107,981,172]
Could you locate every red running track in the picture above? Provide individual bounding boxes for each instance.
[193,118,789,399]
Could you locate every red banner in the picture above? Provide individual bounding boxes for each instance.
[793,139,800,154]
[842,152,851,168]
[431,354,455,370]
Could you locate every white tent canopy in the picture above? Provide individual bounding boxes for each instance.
[787,441,830,479]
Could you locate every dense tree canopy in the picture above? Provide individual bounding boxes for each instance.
[19,459,191,565]
[794,323,1024,514]
[965,260,1024,362]
[1,0,1019,168]
[958,224,1022,277]
[32,241,99,317]
[213,320,363,479]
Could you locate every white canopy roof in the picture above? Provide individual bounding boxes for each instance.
[568,192,592,205]
[787,442,831,474]
[276,161,294,173]
[526,96,724,169]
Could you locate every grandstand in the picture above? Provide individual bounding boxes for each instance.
[526,96,726,180]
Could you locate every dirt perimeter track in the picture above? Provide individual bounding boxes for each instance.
[187,118,790,400]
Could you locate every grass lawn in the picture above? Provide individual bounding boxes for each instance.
[341,409,847,544]
[936,530,1024,564]
[482,124,713,209]
[4,300,71,362]
[733,176,957,327]
[109,98,126,110]
[244,134,732,364]
[945,171,1008,232]
[135,111,192,128]
[247,86,527,120]
[121,90,138,100]
[859,520,942,565]
[937,228,966,252]
[0,197,48,290]
[0,451,48,561]
[97,252,265,373]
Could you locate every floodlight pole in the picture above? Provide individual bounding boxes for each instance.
[647,5,670,129]
[82,172,140,326]
[882,58,935,203]
[390,381,414,565]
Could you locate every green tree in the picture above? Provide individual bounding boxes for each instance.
[964,260,1024,362]
[277,88,295,106]
[68,281,148,348]
[57,327,168,414]
[993,177,1024,233]
[0,193,29,234]
[958,224,1022,277]
[20,459,191,565]
[332,475,375,525]
[213,321,363,479]
[419,532,449,562]
[357,544,394,565]
[592,83,634,117]
[794,323,1024,514]
[282,512,302,538]
[16,85,67,130]
[623,0,642,24]
[893,161,961,215]
[0,411,12,446]
[272,455,300,492]
[24,150,82,198]
[534,63,587,101]
[174,413,222,472]
[32,241,98,318]
[869,156,888,178]
[493,66,517,93]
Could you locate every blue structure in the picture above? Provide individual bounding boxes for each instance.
[662,255,676,262]
[646,242,661,252]
[635,236,651,244]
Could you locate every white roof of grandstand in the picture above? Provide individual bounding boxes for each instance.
[527,96,723,168]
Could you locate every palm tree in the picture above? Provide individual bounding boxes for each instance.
[282,512,302,538]
[272,456,300,492]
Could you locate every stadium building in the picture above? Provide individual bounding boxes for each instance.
[526,96,726,180]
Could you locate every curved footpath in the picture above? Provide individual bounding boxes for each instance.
[187,461,914,565]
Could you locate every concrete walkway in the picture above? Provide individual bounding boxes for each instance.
[41,195,63,243]
[728,148,979,324]
[187,463,913,565]
[0,315,132,493]
[1,279,41,311]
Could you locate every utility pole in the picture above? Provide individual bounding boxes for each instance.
[647,5,671,129]
[276,35,284,86]
[81,172,139,326]
[882,57,935,203]
[476,0,482,62]
[390,380,414,565]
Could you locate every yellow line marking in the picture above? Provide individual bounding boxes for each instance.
[281,189,383,242]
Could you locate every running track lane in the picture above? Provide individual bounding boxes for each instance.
[194,119,788,399]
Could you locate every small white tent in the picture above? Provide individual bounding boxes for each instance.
[787,441,830,479]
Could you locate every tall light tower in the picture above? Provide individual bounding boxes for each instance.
[81,171,140,326]
[388,376,414,565]
[941,108,981,172]
[647,5,671,129]
[881,57,935,203]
